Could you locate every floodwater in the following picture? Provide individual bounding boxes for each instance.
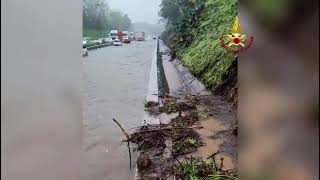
[82,40,156,180]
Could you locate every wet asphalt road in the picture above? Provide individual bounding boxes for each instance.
[82,39,156,180]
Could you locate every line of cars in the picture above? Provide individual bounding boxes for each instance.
[109,30,134,45]
[82,31,157,57]
[82,35,131,56]
[82,37,115,56]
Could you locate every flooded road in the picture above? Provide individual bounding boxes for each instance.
[82,40,156,180]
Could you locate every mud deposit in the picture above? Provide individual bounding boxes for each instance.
[125,94,237,179]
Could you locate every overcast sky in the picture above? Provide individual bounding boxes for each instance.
[107,0,162,24]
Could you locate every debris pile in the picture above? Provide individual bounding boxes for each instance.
[170,110,199,127]
[171,128,203,156]
[144,101,160,115]
[159,94,198,114]
[114,93,238,179]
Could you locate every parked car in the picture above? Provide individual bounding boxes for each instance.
[113,39,122,46]
[82,48,88,56]
[122,36,131,43]
[92,39,102,44]
[104,37,114,46]
[83,37,90,47]
[152,36,157,40]
[99,38,106,44]
[129,32,135,41]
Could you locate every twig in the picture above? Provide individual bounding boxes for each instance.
[207,151,220,170]
[208,174,237,179]
[219,157,224,172]
[113,118,130,139]
[164,173,174,180]
[153,139,160,151]
[128,141,132,171]
[207,151,220,159]
[174,156,182,166]
[135,126,203,134]
[112,118,132,171]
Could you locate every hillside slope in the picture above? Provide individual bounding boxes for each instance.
[160,0,238,103]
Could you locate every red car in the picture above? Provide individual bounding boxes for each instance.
[122,36,131,43]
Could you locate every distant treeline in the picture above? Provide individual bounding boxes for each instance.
[83,0,132,37]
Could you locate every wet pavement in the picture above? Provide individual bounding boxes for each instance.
[82,40,157,180]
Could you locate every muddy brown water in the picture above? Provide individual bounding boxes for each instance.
[82,40,157,180]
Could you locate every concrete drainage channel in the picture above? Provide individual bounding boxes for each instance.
[134,39,207,180]
[133,39,235,179]
[134,39,165,180]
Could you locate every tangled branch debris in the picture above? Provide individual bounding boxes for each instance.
[170,110,199,128]
[112,118,132,171]
[114,93,237,179]
[144,101,160,115]
[159,94,198,114]
[171,128,203,156]
[125,124,203,156]
[112,115,203,176]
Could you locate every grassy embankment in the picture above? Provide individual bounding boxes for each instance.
[162,0,238,102]
[182,0,237,87]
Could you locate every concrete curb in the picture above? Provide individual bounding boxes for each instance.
[135,40,161,180]
[145,44,159,104]
[144,40,160,125]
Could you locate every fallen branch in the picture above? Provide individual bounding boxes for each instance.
[122,126,203,143]
[208,174,237,179]
[112,118,132,171]
[137,126,203,134]
[207,151,220,159]
[113,118,130,139]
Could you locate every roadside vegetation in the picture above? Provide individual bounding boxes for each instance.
[173,157,237,180]
[159,0,238,103]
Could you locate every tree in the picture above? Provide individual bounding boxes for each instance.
[83,0,132,35]
[83,0,110,30]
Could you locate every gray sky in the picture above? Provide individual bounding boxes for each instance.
[107,0,162,24]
